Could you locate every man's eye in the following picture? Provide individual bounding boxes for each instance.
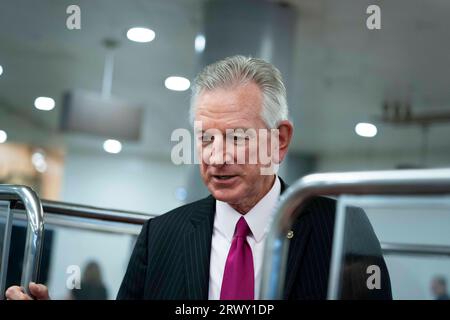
[232,135,247,144]
[202,135,214,143]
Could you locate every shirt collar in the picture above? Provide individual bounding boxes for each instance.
[215,176,281,243]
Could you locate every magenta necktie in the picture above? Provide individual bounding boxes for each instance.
[220,216,254,300]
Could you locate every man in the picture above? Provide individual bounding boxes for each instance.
[6,55,391,300]
[431,276,449,300]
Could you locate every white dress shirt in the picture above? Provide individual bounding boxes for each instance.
[208,176,281,300]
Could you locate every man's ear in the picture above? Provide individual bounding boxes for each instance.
[273,120,294,164]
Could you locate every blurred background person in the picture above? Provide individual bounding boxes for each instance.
[70,261,108,300]
[431,276,449,300]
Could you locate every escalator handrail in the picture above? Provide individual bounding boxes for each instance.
[260,168,450,299]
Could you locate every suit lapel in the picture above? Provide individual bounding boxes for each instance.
[184,195,216,299]
[283,212,312,298]
[279,178,313,299]
[279,177,288,194]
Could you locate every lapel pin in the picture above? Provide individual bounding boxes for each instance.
[287,230,294,239]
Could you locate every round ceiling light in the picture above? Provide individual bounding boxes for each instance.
[127,27,155,43]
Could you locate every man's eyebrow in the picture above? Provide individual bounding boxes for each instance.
[195,127,254,134]
[229,128,258,136]
[195,130,216,136]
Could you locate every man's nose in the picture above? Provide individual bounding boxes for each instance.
[208,138,233,166]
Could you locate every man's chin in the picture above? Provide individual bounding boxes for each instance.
[209,188,240,203]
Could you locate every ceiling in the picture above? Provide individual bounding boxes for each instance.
[290,0,450,160]
[0,0,449,163]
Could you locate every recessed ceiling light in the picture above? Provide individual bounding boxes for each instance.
[126,27,155,43]
[0,130,7,143]
[355,122,377,137]
[165,76,190,91]
[34,97,55,111]
[0,65,3,76]
[195,34,206,53]
[103,139,122,154]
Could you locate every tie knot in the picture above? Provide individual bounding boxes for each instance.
[235,217,251,238]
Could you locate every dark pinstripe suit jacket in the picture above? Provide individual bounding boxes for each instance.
[117,180,392,300]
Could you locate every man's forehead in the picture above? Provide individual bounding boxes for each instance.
[195,104,262,126]
[193,83,265,130]
[195,101,247,114]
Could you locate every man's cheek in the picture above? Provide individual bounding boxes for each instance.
[199,163,208,179]
[249,147,259,165]
[201,145,214,164]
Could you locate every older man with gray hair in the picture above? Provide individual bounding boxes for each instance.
[6,55,391,300]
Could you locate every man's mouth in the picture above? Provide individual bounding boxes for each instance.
[213,175,237,181]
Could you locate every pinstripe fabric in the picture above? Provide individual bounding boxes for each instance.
[283,196,391,299]
[117,179,392,300]
[117,195,215,300]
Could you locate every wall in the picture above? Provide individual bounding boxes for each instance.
[60,150,190,214]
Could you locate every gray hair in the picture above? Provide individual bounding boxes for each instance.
[190,55,289,128]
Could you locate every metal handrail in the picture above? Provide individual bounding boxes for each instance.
[260,168,450,300]
[381,242,450,257]
[6,199,156,236]
[0,185,44,299]
[0,190,156,298]
[11,199,155,225]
